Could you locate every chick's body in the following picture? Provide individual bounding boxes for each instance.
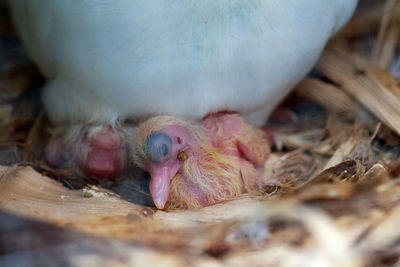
[9,0,357,126]
[134,114,270,209]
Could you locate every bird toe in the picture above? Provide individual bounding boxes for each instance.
[46,125,131,179]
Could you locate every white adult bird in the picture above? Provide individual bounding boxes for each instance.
[9,0,358,208]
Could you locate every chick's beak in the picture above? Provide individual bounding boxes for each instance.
[149,163,180,209]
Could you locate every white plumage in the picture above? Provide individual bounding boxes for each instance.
[9,0,357,126]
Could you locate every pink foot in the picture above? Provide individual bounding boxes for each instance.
[45,125,131,179]
[267,103,326,131]
[268,107,300,125]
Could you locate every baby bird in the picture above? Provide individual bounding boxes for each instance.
[8,0,358,207]
[134,113,270,209]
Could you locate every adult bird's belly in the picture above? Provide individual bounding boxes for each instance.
[9,0,358,126]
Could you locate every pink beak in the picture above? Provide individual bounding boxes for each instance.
[149,165,180,209]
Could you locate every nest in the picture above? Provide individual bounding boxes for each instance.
[1,1,400,266]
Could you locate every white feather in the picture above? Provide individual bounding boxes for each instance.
[9,0,358,126]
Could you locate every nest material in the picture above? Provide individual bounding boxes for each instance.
[1,0,400,266]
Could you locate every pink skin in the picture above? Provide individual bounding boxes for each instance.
[45,134,64,167]
[83,128,124,178]
[269,107,300,124]
[45,126,129,179]
[202,114,268,166]
[146,125,197,209]
[148,163,180,209]
[145,113,269,209]
[202,114,269,190]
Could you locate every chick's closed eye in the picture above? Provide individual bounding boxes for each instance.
[144,132,173,164]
